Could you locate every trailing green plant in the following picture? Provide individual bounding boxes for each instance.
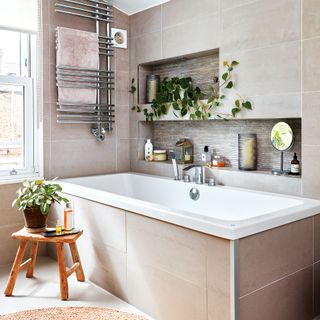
[130,60,252,121]
[12,179,69,215]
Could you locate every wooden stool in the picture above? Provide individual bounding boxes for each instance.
[4,228,85,300]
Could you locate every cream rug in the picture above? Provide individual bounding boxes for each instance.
[0,307,148,320]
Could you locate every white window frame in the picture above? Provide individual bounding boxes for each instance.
[0,75,35,178]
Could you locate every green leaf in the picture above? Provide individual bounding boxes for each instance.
[242,101,252,110]
[226,81,233,89]
[195,110,202,118]
[231,60,239,66]
[181,108,188,117]
[222,72,228,81]
[220,95,226,99]
[232,108,240,117]
[172,102,180,110]
[235,99,240,108]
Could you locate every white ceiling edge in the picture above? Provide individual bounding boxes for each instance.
[112,0,171,16]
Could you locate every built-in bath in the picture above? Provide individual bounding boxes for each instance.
[50,173,320,320]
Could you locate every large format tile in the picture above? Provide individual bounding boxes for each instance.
[162,0,219,29]
[50,139,117,178]
[239,218,313,297]
[127,263,207,320]
[222,0,301,53]
[303,37,320,92]
[162,14,220,59]
[0,183,23,226]
[207,237,231,320]
[302,145,320,199]
[303,0,320,39]
[239,267,313,320]
[222,41,301,97]
[130,5,161,37]
[126,212,207,287]
[302,92,320,146]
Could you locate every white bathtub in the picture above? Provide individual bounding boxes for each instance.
[59,173,320,239]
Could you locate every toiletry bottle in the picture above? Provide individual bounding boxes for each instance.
[56,219,62,235]
[145,139,153,161]
[64,202,74,232]
[290,152,300,175]
[201,146,211,165]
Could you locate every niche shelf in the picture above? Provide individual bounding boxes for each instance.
[137,49,219,105]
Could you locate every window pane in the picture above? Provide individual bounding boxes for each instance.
[0,83,24,169]
[0,30,21,76]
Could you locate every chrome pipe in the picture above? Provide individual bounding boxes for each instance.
[55,9,113,23]
[57,66,113,73]
[58,120,114,124]
[57,72,114,79]
[55,3,112,18]
[58,0,112,13]
[99,52,113,56]
[57,102,114,107]
[57,114,114,118]
[98,35,113,40]
[57,77,114,85]
[56,83,114,89]
[57,108,114,114]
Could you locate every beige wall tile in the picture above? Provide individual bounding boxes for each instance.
[303,37,320,92]
[126,212,207,287]
[131,32,162,65]
[127,263,207,320]
[239,218,313,297]
[207,237,231,320]
[162,14,220,59]
[130,5,161,37]
[222,0,258,11]
[117,139,131,172]
[162,0,220,29]
[0,183,23,226]
[302,145,320,199]
[239,267,312,320]
[222,41,301,97]
[222,0,301,53]
[50,139,117,178]
[303,0,320,39]
[302,92,320,145]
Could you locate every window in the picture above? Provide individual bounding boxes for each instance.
[0,0,41,180]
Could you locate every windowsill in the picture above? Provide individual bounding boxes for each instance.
[0,173,43,186]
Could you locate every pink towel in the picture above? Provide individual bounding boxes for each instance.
[56,27,99,105]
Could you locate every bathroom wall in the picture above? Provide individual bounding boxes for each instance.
[129,0,320,199]
[302,0,320,199]
[42,0,131,179]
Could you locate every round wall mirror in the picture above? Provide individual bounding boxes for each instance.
[271,121,294,151]
[270,121,294,175]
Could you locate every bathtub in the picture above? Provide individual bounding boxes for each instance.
[58,172,320,239]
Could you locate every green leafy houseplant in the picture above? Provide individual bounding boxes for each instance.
[131,60,252,121]
[13,179,69,232]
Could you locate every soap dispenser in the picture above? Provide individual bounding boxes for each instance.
[145,139,153,161]
[290,152,300,175]
[201,146,211,165]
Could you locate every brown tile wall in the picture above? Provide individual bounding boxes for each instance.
[42,0,131,179]
[238,216,320,319]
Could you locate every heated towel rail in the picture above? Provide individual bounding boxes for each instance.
[55,0,114,141]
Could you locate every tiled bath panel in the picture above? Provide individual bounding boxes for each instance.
[152,118,301,171]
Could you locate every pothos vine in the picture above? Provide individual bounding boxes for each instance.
[130,60,252,122]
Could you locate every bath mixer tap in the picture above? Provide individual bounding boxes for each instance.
[183,165,205,184]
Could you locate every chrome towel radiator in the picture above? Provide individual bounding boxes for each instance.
[55,0,114,142]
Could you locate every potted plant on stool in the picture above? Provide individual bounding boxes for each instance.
[12,179,69,233]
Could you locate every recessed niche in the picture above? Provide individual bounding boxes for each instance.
[137,49,219,104]
[139,118,302,175]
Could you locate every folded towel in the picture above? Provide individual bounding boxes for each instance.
[56,27,99,105]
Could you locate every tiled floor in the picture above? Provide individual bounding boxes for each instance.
[0,256,152,319]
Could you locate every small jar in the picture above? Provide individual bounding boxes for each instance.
[153,150,167,161]
[212,154,225,167]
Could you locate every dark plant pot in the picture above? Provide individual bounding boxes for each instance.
[23,207,49,233]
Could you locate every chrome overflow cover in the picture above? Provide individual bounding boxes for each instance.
[189,187,200,201]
